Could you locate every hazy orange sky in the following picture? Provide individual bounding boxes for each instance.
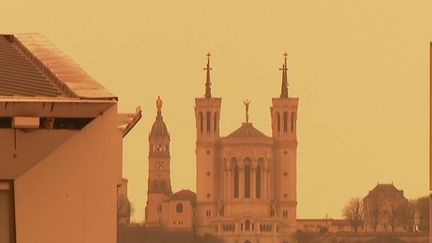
[2,0,431,222]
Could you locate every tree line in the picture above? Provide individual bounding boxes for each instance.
[343,196,429,233]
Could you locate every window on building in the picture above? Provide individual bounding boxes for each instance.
[176,203,183,213]
[283,112,288,132]
[206,111,211,132]
[277,112,280,132]
[245,220,251,231]
[206,210,211,217]
[0,180,15,243]
[234,164,239,198]
[256,165,261,199]
[244,164,251,198]
[291,112,296,132]
[214,112,218,132]
[199,112,203,133]
[283,210,288,217]
[219,205,224,216]
[157,204,162,212]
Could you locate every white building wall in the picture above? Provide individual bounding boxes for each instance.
[13,104,122,243]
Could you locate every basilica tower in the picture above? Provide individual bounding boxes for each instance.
[194,53,222,234]
[270,53,298,234]
[145,96,172,226]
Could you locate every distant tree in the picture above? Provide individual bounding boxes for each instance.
[400,200,416,232]
[343,197,364,232]
[387,197,407,232]
[117,195,133,223]
[415,196,429,232]
[365,196,382,232]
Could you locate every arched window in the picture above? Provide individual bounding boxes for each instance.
[277,112,280,132]
[245,220,251,231]
[233,159,239,198]
[283,112,288,132]
[291,111,296,132]
[244,164,251,198]
[256,165,261,199]
[206,111,211,132]
[214,112,218,132]
[176,203,183,213]
[199,112,203,133]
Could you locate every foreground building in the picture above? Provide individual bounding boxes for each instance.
[0,33,140,243]
[145,53,299,243]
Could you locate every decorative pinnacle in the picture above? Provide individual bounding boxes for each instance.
[279,52,289,98]
[203,53,212,98]
[156,96,163,118]
[243,99,250,123]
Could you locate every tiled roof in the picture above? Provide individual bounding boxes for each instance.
[0,35,65,97]
[0,33,116,100]
[225,122,269,139]
[364,183,405,199]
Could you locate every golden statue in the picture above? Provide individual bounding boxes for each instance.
[244,99,250,123]
[156,96,163,112]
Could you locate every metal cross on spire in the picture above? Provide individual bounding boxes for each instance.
[279,52,289,98]
[204,53,212,99]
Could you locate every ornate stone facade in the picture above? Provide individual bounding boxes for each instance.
[194,54,298,243]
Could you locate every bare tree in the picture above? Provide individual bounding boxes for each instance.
[343,197,364,232]
[387,197,407,232]
[365,196,382,232]
[400,200,416,232]
[415,196,429,232]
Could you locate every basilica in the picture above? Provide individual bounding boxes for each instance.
[145,54,299,243]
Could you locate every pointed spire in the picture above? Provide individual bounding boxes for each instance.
[203,53,212,98]
[156,96,163,119]
[279,52,289,98]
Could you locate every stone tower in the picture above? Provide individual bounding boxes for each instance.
[145,96,172,226]
[270,53,298,234]
[194,53,222,233]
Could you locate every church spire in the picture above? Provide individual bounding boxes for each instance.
[279,52,289,98]
[204,53,212,99]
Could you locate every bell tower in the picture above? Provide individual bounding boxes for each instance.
[195,53,222,234]
[270,53,298,235]
[145,96,172,226]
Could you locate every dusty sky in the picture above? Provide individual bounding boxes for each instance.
[2,0,431,222]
